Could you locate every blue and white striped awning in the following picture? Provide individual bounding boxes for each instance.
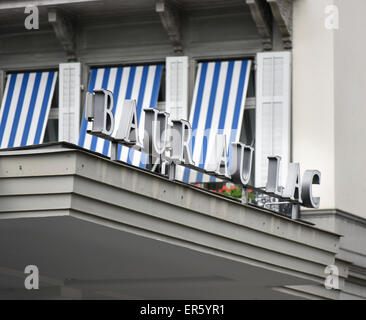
[178,60,251,183]
[78,65,163,167]
[0,71,57,148]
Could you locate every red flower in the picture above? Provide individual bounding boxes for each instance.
[219,189,223,193]
[195,184,199,187]
[248,189,253,194]
[231,186,237,190]
[222,185,228,191]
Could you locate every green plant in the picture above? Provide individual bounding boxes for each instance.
[218,185,256,201]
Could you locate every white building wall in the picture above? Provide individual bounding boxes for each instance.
[294,0,366,219]
[292,0,336,210]
[333,0,366,218]
[293,0,366,299]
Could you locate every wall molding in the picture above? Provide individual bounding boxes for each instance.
[302,208,366,227]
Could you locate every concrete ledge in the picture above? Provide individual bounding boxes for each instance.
[0,143,341,294]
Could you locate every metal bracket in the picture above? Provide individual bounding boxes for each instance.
[110,141,118,161]
[167,162,176,180]
[263,201,300,220]
[291,204,300,220]
[241,188,249,204]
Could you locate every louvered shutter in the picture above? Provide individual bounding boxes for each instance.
[59,63,81,144]
[255,52,291,188]
[166,56,189,120]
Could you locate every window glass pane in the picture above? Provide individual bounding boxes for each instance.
[239,108,255,184]
[43,118,58,143]
[246,70,255,97]
[51,78,59,109]
[158,66,166,102]
[240,108,255,145]
[45,76,59,142]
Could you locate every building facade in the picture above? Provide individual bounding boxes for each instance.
[0,0,365,299]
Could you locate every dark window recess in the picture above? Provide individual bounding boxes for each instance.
[43,119,58,143]
[240,108,255,146]
[44,78,59,143]
[239,108,255,184]
[50,78,59,109]
[246,70,255,97]
[158,67,166,102]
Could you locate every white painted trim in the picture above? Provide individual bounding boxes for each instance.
[59,62,81,144]
[0,0,100,10]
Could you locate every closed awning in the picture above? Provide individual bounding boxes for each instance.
[78,65,163,167]
[0,71,57,148]
[178,60,251,183]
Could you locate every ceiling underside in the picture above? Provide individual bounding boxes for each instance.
[0,214,309,299]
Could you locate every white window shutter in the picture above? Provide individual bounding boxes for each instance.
[166,56,189,120]
[255,52,291,188]
[59,62,81,144]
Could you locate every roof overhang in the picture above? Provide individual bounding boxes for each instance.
[0,142,340,299]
